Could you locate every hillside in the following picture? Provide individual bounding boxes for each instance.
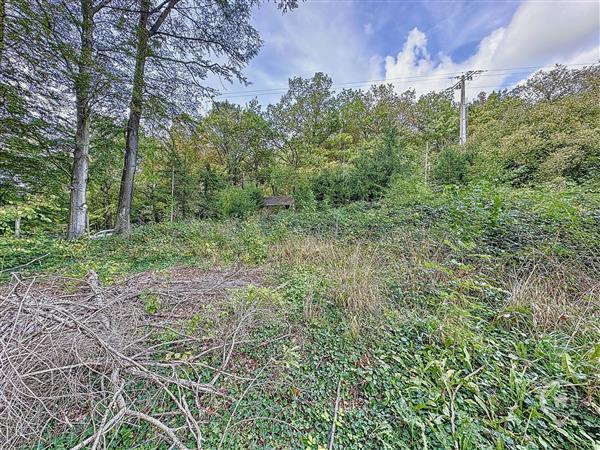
[2,183,599,449]
[2,2,599,448]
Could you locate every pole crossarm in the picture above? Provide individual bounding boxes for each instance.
[450,70,485,90]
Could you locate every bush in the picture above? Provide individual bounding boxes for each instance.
[432,145,472,185]
[217,185,263,219]
[313,127,409,205]
[351,127,405,201]
[311,166,353,205]
[0,195,66,237]
[293,177,317,211]
[385,175,435,207]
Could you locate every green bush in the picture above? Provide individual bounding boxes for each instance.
[350,127,405,201]
[311,166,353,205]
[385,175,435,207]
[217,185,263,218]
[292,177,317,211]
[312,127,409,205]
[0,195,66,237]
[432,145,472,185]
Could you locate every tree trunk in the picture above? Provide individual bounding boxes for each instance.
[67,0,94,240]
[170,162,175,222]
[114,0,150,235]
[0,0,5,64]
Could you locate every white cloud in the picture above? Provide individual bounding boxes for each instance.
[215,2,378,104]
[382,0,600,98]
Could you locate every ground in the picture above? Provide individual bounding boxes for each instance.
[0,183,599,449]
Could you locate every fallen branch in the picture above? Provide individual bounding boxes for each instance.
[0,267,268,449]
[0,254,50,274]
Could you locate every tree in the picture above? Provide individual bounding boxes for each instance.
[114,0,298,235]
[1,1,69,206]
[266,72,336,169]
[200,100,271,187]
[68,0,97,239]
[1,0,126,239]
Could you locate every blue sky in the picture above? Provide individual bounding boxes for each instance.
[212,0,600,105]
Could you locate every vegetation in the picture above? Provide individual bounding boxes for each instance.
[1,180,599,449]
[1,2,599,448]
[2,63,598,236]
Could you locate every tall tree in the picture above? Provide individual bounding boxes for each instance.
[267,72,335,168]
[200,101,270,186]
[114,0,298,234]
[1,0,125,238]
[67,0,130,238]
[68,0,95,239]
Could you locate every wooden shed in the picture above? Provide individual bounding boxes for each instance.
[263,195,295,213]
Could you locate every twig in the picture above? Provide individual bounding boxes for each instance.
[328,379,342,450]
[217,359,272,450]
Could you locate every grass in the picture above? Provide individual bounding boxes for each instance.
[3,182,600,449]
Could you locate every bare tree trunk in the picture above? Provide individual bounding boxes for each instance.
[67,0,94,240]
[114,0,150,235]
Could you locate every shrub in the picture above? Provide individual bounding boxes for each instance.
[217,185,263,218]
[0,195,66,237]
[432,145,472,185]
[350,127,405,201]
[311,166,353,205]
[385,175,435,207]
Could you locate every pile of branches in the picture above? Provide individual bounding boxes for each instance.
[0,267,273,449]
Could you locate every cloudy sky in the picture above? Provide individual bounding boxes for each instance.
[213,0,600,105]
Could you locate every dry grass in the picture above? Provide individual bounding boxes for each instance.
[502,259,600,336]
[382,230,452,297]
[271,236,388,313]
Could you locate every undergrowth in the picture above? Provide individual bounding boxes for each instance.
[3,182,599,449]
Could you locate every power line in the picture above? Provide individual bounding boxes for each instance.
[214,62,598,99]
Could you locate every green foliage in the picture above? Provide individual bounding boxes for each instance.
[440,182,503,244]
[217,185,263,219]
[3,65,599,232]
[351,127,406,201]
[433,145,472,185]
[6,180,600,448]
[468,66,600,185]
[312,127,410,205]
[141,289,161,314]
[385,175,434,207]
[237,219,268,263]
[0,195,66,236]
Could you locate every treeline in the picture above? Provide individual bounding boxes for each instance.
[1,0,598,238]
[0,0,297,238]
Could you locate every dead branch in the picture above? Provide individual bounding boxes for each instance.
[0,267,268,449]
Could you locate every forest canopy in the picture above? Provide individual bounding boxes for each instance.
[0,0,598,237]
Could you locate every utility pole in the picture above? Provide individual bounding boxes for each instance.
[424,141,429,183]
[451,70,484,145]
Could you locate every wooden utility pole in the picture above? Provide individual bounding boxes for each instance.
[451,70,484,145]
[424,141,429,183]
